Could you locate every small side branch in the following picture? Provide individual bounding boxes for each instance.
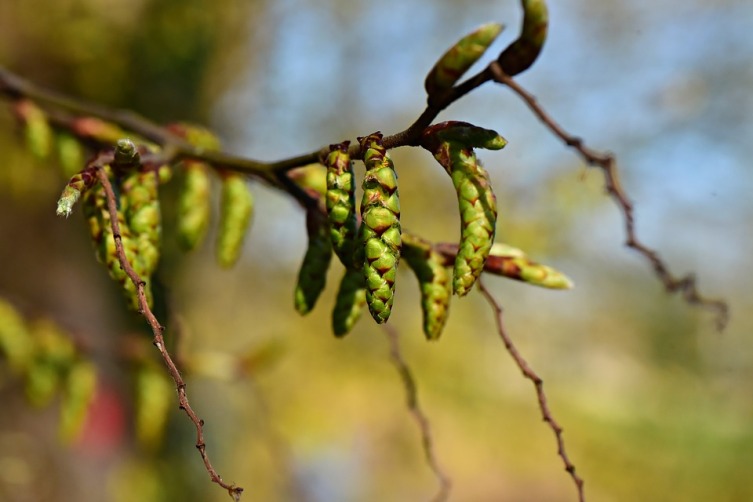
[477,280,585,502]
[489,63,728,330]
[383,324,452,502]
[95,168,244,500]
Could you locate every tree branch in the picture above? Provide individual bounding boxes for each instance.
[383,324,452,502]
[488,63,729,330]
[95,165,243,500]
[477,279,585,502]
[3,62,726,328]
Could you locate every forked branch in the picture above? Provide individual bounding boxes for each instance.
[489,63,729,330]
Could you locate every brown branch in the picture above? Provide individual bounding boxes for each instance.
[5,62,728,329]
[477,280,585,502]
[95,166,243,501]
[488,63,729,330]
[0,64,492,176]
[383,324,452,502]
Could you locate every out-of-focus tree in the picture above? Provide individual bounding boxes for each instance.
[0,0,750,501]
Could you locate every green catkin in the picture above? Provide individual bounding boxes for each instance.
[83,181,153,310]
[289,163,328,196]
[216,173,254,268]
[401,235,452,340]
[0,299,34,373]
[71,117,127,144]
[486,243,573,289]
[56,132,85,177]
[294,210,333,315]
[168,123,220,252]
[15,100,52,160]
[432,121,508,151]
[425,23,504,98]
[58,360,97,442]
[134,363,172,450]
[56,165,99,217]
[422,122,505,296]
[121,168,161,277]
[445,142,497,296]
[26,321,78,408]
[332,268,367,337]
[359,133,402,324]
[112,140,161,281]
[177,160,212,250]
[16,319,72,407]
[325,142,358,267]
[497,0,549,76]
[168,122,222,151]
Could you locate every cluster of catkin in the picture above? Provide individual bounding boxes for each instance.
[41,0,564,340]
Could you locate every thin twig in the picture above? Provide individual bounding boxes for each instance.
[95,166,244,501]
[383,324,452,502]
[477,279,585,502]
[488,63,729,330]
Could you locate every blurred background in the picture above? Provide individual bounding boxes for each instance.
[0,0,751,500]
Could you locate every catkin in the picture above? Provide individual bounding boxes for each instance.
[294,210,333,315]
[325,142,358,268]
[332,268,367,337]
[401,234,451,340]
[425,23,503,97]
[497,0,549,76]
[359,133,402,324]
[216,173,254,268]
[422,122,506,296]
[177,160,212,251]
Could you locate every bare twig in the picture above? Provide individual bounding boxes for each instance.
[383,324,452,502]
[477,279,585,502]
[95,166,243,500]
[488,63,729,330]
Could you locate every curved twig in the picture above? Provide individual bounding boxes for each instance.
[488,63,729,330]
[383,324,452,502]
[95,163,243,500]
[477,279,585,502]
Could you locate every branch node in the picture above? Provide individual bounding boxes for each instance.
[566,137,582,148]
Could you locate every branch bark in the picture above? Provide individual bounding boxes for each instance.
[95,165,243,500]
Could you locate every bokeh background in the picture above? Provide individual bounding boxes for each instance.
[1,0,751,500]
